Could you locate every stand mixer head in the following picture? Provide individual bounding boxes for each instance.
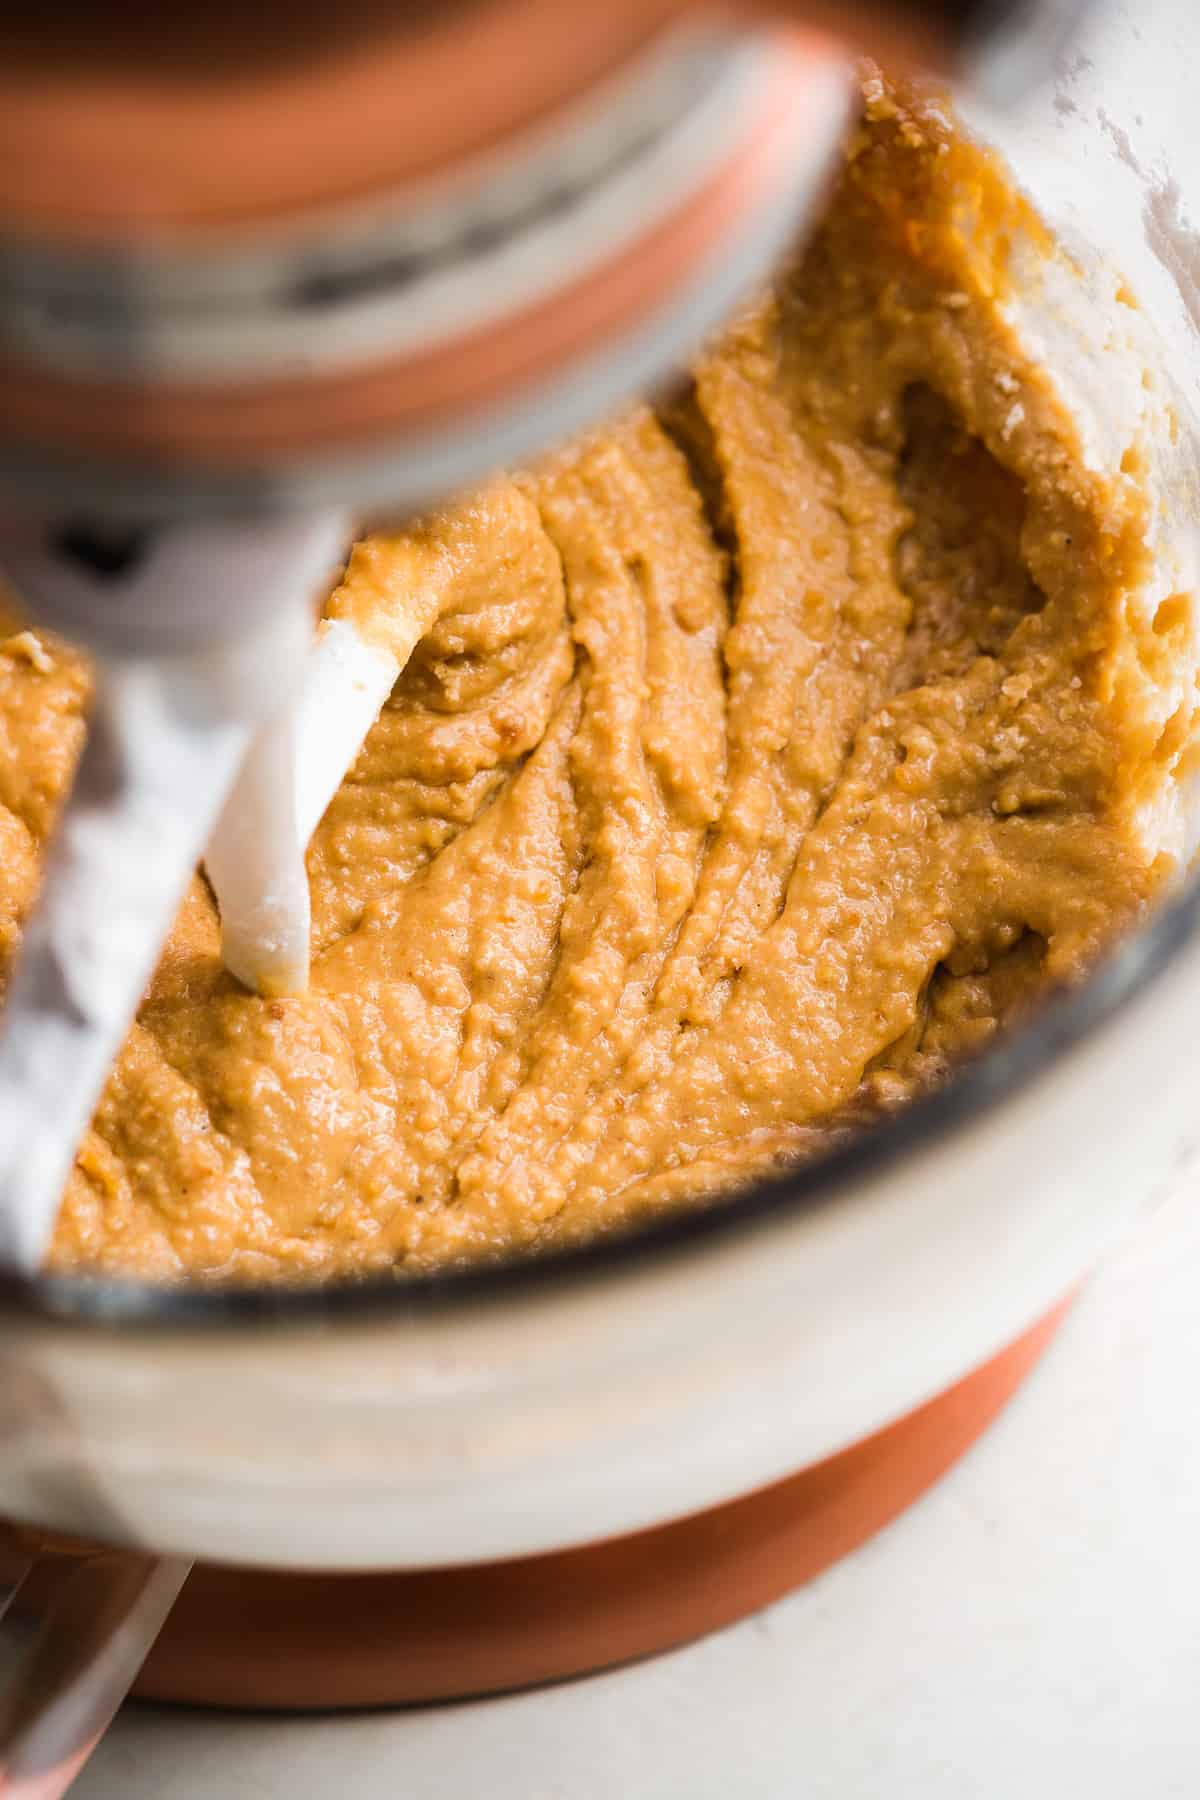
[0,0,1094,1275]
[0,1,1089,532]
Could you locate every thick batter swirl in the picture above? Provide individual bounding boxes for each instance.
[7,87,1173,1280]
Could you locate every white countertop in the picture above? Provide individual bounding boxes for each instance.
[57,1148,1200,1799]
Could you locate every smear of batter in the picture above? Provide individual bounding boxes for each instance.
[1,81,1179,1281]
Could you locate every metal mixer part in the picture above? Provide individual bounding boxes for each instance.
[0,24,852,523]
[0,2,1099,526]
[0,49,853,524]
[0,24,754,384]
[0,512,347,660]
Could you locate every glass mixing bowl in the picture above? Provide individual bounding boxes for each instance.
[0,0,1196,1575]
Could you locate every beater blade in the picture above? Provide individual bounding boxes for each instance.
[0,512,345,1273]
